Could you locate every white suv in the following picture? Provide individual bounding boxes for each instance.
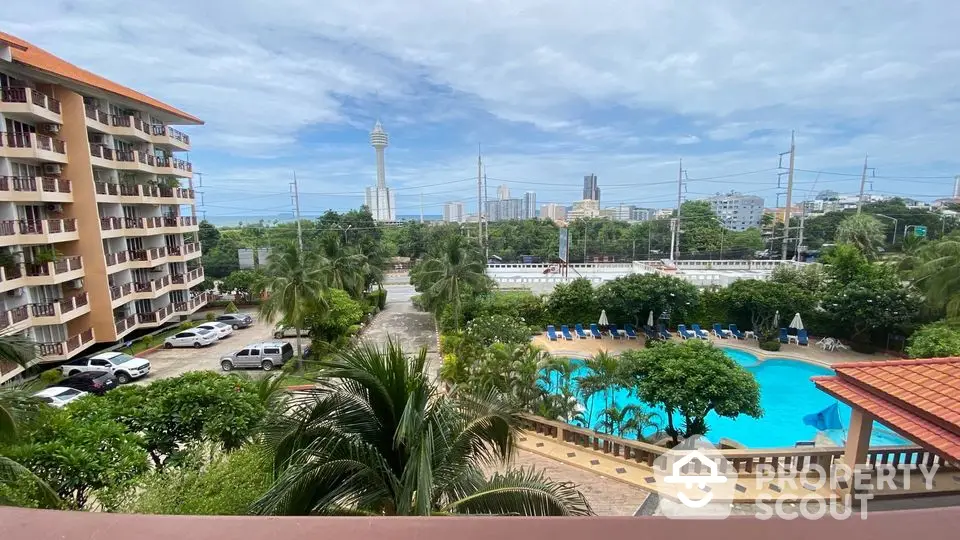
[60,352,151,384]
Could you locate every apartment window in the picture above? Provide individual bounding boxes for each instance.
[10,161,38,178]
[4,118,35,134]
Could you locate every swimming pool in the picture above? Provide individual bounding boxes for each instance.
[553,347,909,449]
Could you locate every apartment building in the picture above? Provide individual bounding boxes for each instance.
[0,32,206,382]
[706,192,764,231]
[442,201,465,223]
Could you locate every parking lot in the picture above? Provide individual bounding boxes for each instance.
[136,311,298,382]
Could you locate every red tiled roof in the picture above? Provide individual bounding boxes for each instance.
[812,357,960,461]
[0,31,202,125]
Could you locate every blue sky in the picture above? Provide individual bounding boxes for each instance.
[4,1,960,220]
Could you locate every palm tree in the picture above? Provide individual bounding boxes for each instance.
[596,405,662,441]
[835,214,885,259]
[0,334,58,507]
[901,234,960,317]
[259,243,327,366]
[319,237,368,299]
[253,340,592,516]
[421,235,486,331]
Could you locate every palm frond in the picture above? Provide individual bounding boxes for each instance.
[443,468,593,516]
[0,455,60,508]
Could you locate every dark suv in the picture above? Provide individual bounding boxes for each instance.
[215,313,254,329]
[55,371,118,395]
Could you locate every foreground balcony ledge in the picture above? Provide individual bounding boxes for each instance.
[0,132,68,163]
[0,87,62,123]
[0,175,73,203]
[0,507,958,540]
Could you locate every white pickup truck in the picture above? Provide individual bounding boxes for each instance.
[60,351,151,384]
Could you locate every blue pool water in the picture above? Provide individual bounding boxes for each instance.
[553,348,909,449]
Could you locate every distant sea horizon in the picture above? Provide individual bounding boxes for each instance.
[205,214,443,227]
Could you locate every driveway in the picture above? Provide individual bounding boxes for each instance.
[137,311,283,382]
[361,274,441,379]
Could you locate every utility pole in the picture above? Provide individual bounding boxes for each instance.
[291,171,303,255]
[670,159,684,261]
[483,167,489,258]
[419,191,424,224]
[477,145,483,249]
[856,154,873,214]
[780,131,796,261]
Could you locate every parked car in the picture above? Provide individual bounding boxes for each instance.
[33,386,89,408]
[273,325,310,339]
[56,371,118,395]
[60,352,151,384]
[220,341,294,372]
[216,313,254,329]
[164,328,219,348]
[195,321,233,339]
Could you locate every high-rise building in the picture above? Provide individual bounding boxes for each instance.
[582,173,600,201]
[569,199,601,220]
[707,192,765,231]
[497,184,510,200]
[364,121,395,221]
[0,32,206,382]
[539,203,567,222]
[442,201,465,223]
[484,198,523,222]
[522,191,537,219]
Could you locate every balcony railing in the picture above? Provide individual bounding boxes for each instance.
[90,144,114,160]
[151,124,190,145]
[124,216,144,229]
[171,268,204,286]
[180,216,198,227]
[0,219,77,236]
[168,243,200,256]
[115,150,136,162]
[105,250,129,266]
[110,282,133,301]
[174,292,210,313]
[137,304,175,325]
[24,256,82,277]
[1,87,60,114]
[100,216,123,231]
[0,132,66,153]
[0,305,30,330]
[39,328,94,358]
[58,292,89,315]
[84,105,109,124]
[115,314,137,334]
[0,176,71,194]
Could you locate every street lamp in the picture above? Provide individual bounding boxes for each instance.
[335,224,352,243]
[874,214,898,245]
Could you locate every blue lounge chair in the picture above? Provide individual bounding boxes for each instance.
[561,325,574,340]
[797,328,809,346]
[677,324,695,339]
[546,325,558,341]
[779,328,789,343]
[659,325,673,339]
[609,324,623,339]
[642,325,657,339]
[729,324,745,340]
[712,323,731,339]
[575,323,588,339]
[624,324,639,339]
[691,324,709,340]
[590,323,602,339]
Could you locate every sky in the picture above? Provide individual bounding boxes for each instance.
[4,1,960,220]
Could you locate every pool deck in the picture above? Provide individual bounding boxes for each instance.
[531,332,898,368]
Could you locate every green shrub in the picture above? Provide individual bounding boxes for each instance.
[141,335,156,349]
[39,369,62,385]
[205,311,216,322]
[759,340,781,352]
[177,321,196,331]
[224,301,238,314]
[906,323,960,358]
[347,324,362,336]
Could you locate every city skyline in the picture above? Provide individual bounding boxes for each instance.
[5,3,959,220]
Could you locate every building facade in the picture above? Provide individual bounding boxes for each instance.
[707,193,764,231]
[582,173,600,201]
[485,198,523,222]
[522,191,536,219]
[442,201,465,223]
[568,199,600,220]
[0,32,206,382]
[539,203,566,222]
[497,184,510,200]
[365,121,395,221]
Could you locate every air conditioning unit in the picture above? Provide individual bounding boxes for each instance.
[42,164,62,175]
[46,203,63,213]
[42,123,60,134]
[7,288,23,297]
[69,278,84,289]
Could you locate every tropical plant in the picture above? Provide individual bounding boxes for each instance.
[577,351,618,421]
[253,340,592,516]
[905,322,960,358]
[259,242,328,364]
[835,214,885,258]
[419,235,488,331]
[0,334,59,508]
[221,269,264,303]
[544,278,599,326]
[900,234,960,318]
[594,273,699,328]
[465,313,531,346]
[595,405,662,441]
[319,237,369,299]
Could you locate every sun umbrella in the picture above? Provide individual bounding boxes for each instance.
[647,310,655,327]
[772,310,780,328]
[789,312,804,330]
[598,310,609,326]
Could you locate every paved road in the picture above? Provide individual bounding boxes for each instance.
[360,273,440,379]
[138,312,279,382]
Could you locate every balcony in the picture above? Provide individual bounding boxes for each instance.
[94,182,195,204]
[22,256,84,286]
[38,328,96,362]
[0,264,25,294]
[136,304,177,326]
[105,246,171,272]
[173,291,210,314]
[0,176,72,203]
[167,242,202,262]
[151,124,191,151]
[0,218,79,247]
[100,215,197,238]
[109,114,152,142]
[171,267,205,289]
[88,147,191,178]
[0,132,68,163]
[0,305,30,332]
[114,313,137,337]
[29,292,91,325]
[109,282,134,305]
[0,87,62,123]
